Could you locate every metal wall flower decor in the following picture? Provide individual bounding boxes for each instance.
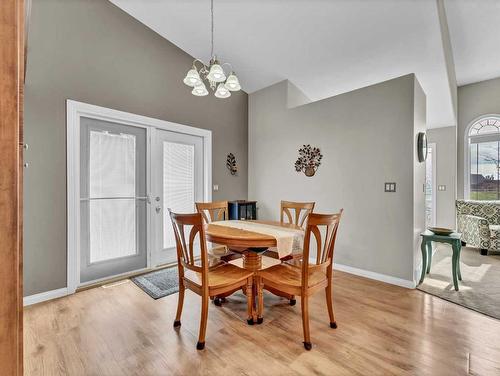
[226,153,237,175]
[295,145,323,177]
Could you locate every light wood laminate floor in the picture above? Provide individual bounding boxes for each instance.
[24,271,500,375]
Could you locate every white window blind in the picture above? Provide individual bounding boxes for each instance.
[89,131,137,263]
[90,131,136,198]
[163,141,195,249]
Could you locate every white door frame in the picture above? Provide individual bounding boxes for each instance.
[67,100,212,293]
[428,142,437,226]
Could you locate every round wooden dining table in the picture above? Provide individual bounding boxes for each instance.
[204,220,303,322]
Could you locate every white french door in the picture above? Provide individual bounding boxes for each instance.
[152,130,204,266]
[80,117,148,283]
[69,100,211,291]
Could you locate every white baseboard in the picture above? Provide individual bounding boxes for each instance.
[23,287,69,306]
[22,264,414,306]
[334,263,416,289]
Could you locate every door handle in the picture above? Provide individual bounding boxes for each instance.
[155,206,161,213]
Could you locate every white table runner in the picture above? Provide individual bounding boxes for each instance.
[212,220,304,258]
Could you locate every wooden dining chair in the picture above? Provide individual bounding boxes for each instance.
[266,200,315,262]
[169,210,254,350]
[195,201,241,279]
[257,210,343,350]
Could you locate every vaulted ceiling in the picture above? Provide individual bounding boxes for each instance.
[446,0,500,86]
[110,0,500,129]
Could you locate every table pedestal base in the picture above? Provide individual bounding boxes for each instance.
[242,251,262,323]
[243,251,262,271]
[215,250,295,322]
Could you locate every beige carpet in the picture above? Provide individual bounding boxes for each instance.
[418,246,500,320]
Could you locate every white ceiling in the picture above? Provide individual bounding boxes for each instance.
[445,0,500,86]
[109,0,500,128]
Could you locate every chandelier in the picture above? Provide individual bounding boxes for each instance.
[183,0,241,98]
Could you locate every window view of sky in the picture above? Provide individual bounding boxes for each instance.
[470,141,500,179]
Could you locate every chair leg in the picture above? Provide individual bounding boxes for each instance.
[257,277,264,324]
[197,293,209,350]
[301,295,312,350]
[246,277,254,325]
[325,282,337,329]
[173,282,185,328]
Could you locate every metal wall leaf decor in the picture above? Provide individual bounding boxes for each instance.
[226,153,237,175]
[295,144,323,177]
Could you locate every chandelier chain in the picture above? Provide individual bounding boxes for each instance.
[210,0,214,58]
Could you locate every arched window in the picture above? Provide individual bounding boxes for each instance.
[466,115,500,200]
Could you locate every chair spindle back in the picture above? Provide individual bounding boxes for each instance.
[280,200,315,229]
[169,210,209,276]
[196,201,229,224]
[301,211,343,286]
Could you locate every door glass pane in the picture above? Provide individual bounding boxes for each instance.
[470,141,500,200]
[163,141,195,249]
[89,199,136,263]
[90,131,136,197]
[89,130,137,263]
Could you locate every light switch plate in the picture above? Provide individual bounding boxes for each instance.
[213,184,219,191]
[438,185,446,191]
[384,182,396,192]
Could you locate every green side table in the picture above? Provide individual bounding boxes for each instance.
[419,230,462,291]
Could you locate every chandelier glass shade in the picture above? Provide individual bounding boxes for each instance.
[182,0,241,99]
[192,83,209,96]
[207,62,226,83]
[224,73,241,91]
[215,83,231,98]
[183,68,202,87]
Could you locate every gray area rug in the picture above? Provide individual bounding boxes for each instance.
[131,266,179,299]
[418,246,500,320]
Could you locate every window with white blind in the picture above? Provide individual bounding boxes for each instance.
[162,141,195,249]
[89,131,137,263]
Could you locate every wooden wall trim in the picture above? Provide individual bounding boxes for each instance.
[23,0,30,79]
[0,1,24,375]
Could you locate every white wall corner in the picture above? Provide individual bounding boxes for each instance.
[437,0,458,122]
[413,76,427,286]
[286,80,312,109]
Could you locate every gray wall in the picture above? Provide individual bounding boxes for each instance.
[457,77,500,199]
[249,75,425,283]
[24,0,248,296]
[427,126,457,229]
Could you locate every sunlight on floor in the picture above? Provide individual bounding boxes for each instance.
[433,255,492,283]
[419,247,500,320]
[424,277,472,291]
